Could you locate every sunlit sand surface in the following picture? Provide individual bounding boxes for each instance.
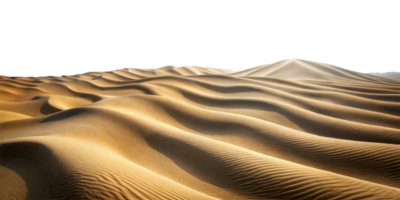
[1,59,400,199]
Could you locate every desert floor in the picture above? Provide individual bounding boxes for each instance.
[1,59,400,199]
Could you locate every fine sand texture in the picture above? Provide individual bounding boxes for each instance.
[1,59,400,200]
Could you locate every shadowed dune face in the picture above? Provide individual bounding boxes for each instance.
[1,59,400,200]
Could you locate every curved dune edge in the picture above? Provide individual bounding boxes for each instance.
[1,59,400,200]
[0,110,31,123]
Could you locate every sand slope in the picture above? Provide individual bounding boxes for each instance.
[369,71,400,81]
[1,59,400,200]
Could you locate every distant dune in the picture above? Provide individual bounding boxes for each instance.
[369,71,400,81]
[1,59,400,200]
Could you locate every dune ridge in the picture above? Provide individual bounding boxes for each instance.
[1,59,400,199]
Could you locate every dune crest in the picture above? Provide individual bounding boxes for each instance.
[1,59,400,200]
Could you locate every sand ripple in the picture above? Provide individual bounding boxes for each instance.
[1,59,400,199]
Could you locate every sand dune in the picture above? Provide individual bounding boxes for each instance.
[1,59,400,200]
[369,72,400,81]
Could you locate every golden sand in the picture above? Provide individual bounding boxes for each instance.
[1,59,400,199]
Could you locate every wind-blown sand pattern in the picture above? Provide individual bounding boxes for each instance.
[1,59,400,200]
